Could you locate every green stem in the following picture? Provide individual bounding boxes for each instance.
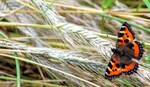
[0,53,99,87]
[143,0,150,11]
[15,53,21,87]
[98,13,150,33]
[0,31,21,87]
[0,76,62,87]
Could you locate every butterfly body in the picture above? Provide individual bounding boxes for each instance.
[105,22,144,80]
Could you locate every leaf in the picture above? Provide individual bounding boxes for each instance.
[144,55,150,64]
[101,0,113,9]
[143,0,150,11]
[145,56,150,60]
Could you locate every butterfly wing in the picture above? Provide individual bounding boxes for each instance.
[105,22,144,80]
[132,41,144,60]
[120,41,143,75]
[121,60,138,75]
[122,41,144,60]
[117,22,135,48]
[105,54,122,80]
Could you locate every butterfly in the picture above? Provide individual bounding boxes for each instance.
[105,22,144,80]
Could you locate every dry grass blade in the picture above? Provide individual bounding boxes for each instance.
[0,0,150,87]
[0,39,102,87]
[31,0,113,61]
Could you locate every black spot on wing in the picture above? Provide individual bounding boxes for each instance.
[111,58,115,63]
[108,63,112,69]
[124,39,129,43]
[111,48,121,54]
[121,64,126,69]
[120,26,126,31]
[118,39,123,43]
[122,22,131,30]
[135,41,144,60]
[116,64,120,68]
[127,42,134,49]
[122,22,135,39]
[118,32,124,37]
[106,68,110,74]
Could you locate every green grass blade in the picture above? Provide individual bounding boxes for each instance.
[0,31,8,39]
[15,53,21,87]
[101,0,113,9]
[98,13,150,33]
[0,31,21,87]
[0,53,100,87]
[0,76,62,87]
[143,0,150,10]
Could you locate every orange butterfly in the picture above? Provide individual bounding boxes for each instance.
[105,22,144,80]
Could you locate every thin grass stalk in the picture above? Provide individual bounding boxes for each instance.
[0,32,21,87]
[14,53,21,87]
[0,76,63,87]
[20,0,113,61]
[98,13,150,33]
[0,39,104,86]
[143,0,150,11]
[33,1,150,33]
[0,53,100,87]
[0,22,150,49]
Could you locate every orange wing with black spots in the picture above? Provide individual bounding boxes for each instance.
[122,60,139,75]
[105,42,143,80]
[105,22,144,80]
[132,41,144,60]
[117,22,135,48]
[105,55,139,80]
[105,54,122,80]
